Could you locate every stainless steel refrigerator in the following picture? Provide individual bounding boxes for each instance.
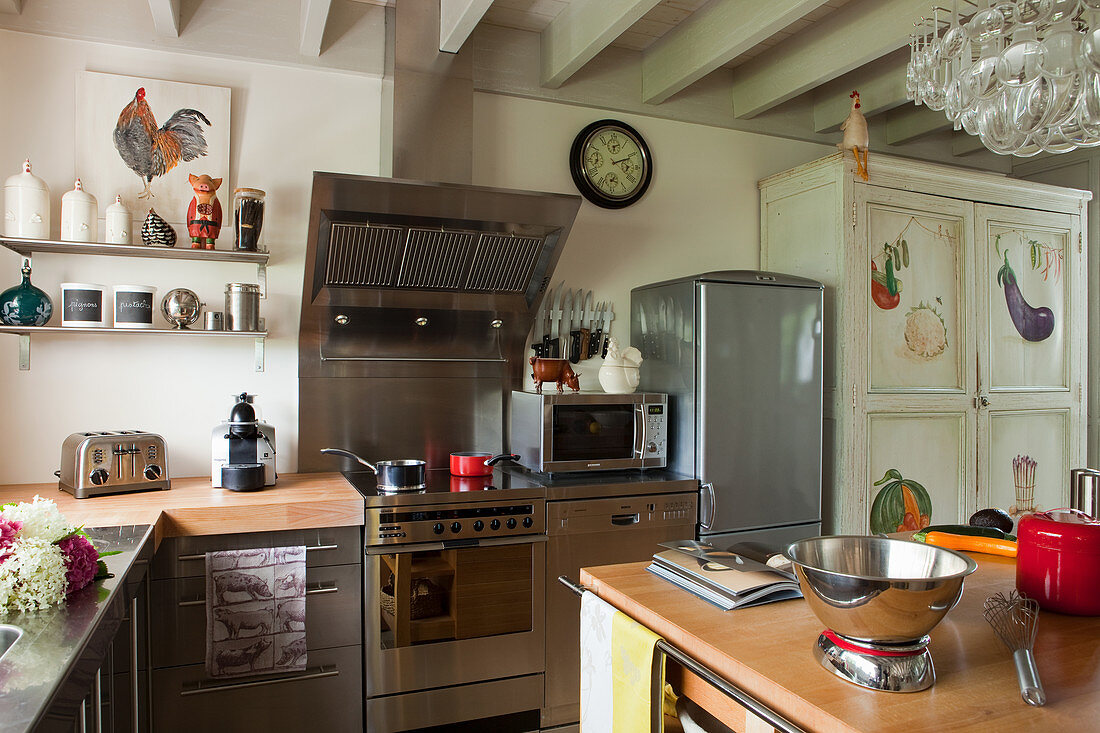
[631,271,824,549]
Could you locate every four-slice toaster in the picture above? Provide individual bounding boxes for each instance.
[58,431,170,498]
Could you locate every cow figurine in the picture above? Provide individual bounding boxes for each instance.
[530,357,580,394]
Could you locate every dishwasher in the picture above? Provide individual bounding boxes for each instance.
[543,490,698,731]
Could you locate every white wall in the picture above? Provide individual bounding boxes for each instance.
[472,93,834,390]
[0,30,383,483]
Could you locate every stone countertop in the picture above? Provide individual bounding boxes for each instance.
[0,474,365,550]
[0,524,155,733]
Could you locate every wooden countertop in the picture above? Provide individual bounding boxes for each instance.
[581,556,1100,733]
[0,473,363,548]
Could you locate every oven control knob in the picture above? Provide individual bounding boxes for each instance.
[89,468,110,486]
[507,518,517,529]
[490,519,501,531]
[523,516,533,528]
[473,520,484,532]
[144,464,163,480]
[451,522,462,533]
[647,442,658,453]
[433,522,445,535]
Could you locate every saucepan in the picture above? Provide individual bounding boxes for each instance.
[320,448,426,491]
[449,452,520,477]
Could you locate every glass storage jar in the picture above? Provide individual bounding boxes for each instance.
[233,188,265,251]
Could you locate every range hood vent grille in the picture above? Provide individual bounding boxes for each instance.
[325,223,404,286]
[397,228,476,289]
[465,234,542,292]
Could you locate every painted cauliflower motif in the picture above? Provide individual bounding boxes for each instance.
[904,301,947,360]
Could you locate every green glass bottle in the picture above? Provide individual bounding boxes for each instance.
[0,261,53,326]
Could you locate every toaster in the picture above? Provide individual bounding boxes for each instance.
[58,431,170,498]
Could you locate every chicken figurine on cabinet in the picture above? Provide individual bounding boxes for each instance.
[187,173,222,249]
[839,90,870,181]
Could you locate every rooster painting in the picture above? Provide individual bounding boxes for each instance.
[113,87,212,199]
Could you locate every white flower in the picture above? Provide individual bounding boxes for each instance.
[1,495,72,543]
[0,537,67,612]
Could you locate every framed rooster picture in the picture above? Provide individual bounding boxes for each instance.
[76,71,231,229]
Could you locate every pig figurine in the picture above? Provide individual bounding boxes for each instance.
[530,357,580,394]
[187,173,223,249]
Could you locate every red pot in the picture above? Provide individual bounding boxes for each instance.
[1017,508,1100,616]
[449,452,519,477]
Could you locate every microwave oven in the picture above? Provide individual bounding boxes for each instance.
[510,391,668,473]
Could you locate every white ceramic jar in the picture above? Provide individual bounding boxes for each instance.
[3,159,50,239]
[113,285,156,329]
[60,282,108,327]
[105,195,132,244]
[60,179,98,242]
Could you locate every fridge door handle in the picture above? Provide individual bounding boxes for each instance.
[700,482,715,531]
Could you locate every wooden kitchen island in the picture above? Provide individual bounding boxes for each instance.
[580,555,1100,733]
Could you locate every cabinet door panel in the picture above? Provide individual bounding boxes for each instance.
[868,413,967,530]
[986,410,1070,514]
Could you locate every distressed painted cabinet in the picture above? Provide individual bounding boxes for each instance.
[760,153,1090,534]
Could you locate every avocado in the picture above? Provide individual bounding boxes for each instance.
[969,507,1014,534]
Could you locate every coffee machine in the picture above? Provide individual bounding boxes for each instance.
[211,393,276,490]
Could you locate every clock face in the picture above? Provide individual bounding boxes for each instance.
[569,120,653,209]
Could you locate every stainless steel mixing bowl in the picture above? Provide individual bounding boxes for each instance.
[784,535,978,643]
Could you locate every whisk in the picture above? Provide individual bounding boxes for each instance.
[983,590,1046,706]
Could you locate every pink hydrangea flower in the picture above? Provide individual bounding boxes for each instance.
[57,535,99,594]
[0,517,22,563]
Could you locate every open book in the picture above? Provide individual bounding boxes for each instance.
[647,540,803,611]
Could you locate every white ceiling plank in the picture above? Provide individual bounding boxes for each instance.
[147,0,180,37]
[0,0,22,15]
[642,0,830,105]
[953,134,988,157]
[440,0,494,53]
[731,0,930,119]
[540,0,663,88]
[885,106,952,145]
[812,51,909,133]
[299,0,333,56]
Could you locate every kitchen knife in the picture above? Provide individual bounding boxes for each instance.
[577,290,593,361]
[546,282,564,358]
[530,291,549,357]
[569,290,590,364]
[556,288,573,359]
[600,304,615,358]
[588,302,604,358]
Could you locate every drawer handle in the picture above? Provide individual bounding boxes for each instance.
[611,513,640,526]
[177,583,339,607]
[179,665,339,696]
[177,544,339,562]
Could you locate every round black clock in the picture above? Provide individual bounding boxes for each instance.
[569,119,653,209]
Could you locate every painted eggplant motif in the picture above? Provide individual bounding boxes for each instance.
[997,251,1054,342]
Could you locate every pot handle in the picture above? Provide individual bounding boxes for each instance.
[485,453,520,467]
[320,448,377,473]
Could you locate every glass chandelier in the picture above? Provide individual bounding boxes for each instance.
[907,0,1100,156]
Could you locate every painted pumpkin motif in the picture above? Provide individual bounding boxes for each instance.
[870,468,932,534]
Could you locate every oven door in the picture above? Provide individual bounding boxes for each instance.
[364,535,545,697]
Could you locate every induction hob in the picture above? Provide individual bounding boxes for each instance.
[344,467,546,508]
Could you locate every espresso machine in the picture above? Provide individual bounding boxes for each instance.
[211,393,276,490]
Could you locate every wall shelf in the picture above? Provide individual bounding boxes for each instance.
[0,326,268,372]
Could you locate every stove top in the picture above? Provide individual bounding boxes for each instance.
[344,468,546,508]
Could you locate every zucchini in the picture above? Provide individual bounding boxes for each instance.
[912,524,1016,543]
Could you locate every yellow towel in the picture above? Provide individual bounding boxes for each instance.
[612,608,664,733]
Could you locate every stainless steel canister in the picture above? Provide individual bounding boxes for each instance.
[1069,467,1100,519]
[224,283,260,331]
[204,311,224,331]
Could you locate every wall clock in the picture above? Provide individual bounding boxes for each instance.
[569,119,653,209]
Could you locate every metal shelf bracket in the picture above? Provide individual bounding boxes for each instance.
[258,263,268,298]
[18,334,29,370]
[255,336,265,372]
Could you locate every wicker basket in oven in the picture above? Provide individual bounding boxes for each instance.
[380,574,447,619]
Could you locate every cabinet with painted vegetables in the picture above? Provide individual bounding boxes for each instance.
[760,152,1088,534]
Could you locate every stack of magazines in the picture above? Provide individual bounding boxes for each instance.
[647,540,803,610]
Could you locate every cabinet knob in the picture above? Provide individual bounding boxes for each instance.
[979,396,990,407]
[334,314,349,325]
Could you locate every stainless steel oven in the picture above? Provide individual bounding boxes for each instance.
[510,391,668,473]
[361,489,546,732]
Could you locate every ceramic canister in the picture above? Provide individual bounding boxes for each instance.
[105,195,132,244]
[60,282,108,327]
[3,160,50,239]
[60,179,98,242]
[113,285,156,329]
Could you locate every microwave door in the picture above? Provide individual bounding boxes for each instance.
[549,404,636,467]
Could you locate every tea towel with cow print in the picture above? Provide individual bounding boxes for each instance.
[205,546,307,678]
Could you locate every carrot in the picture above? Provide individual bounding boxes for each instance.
[923,531,1017,557]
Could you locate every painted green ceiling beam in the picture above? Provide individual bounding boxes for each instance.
[953,133,988,156]
[731,0,929,119]
[299,0,333,56]
[440,0,493,53]
[812,50,910,133]
[541,0,663,88]
[641,0,830,105]
[885,106,952,145]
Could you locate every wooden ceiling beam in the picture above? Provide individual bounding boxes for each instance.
[641,0,830,105]
[0,0,23,15]
[885,106,952,145]
[440,0,493,53]
[299,0,333,56]
[731,0,929,119]
[541,0,663,89]
[812,51,910,133]
[953,133,988,156]
[147,0,179,37]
